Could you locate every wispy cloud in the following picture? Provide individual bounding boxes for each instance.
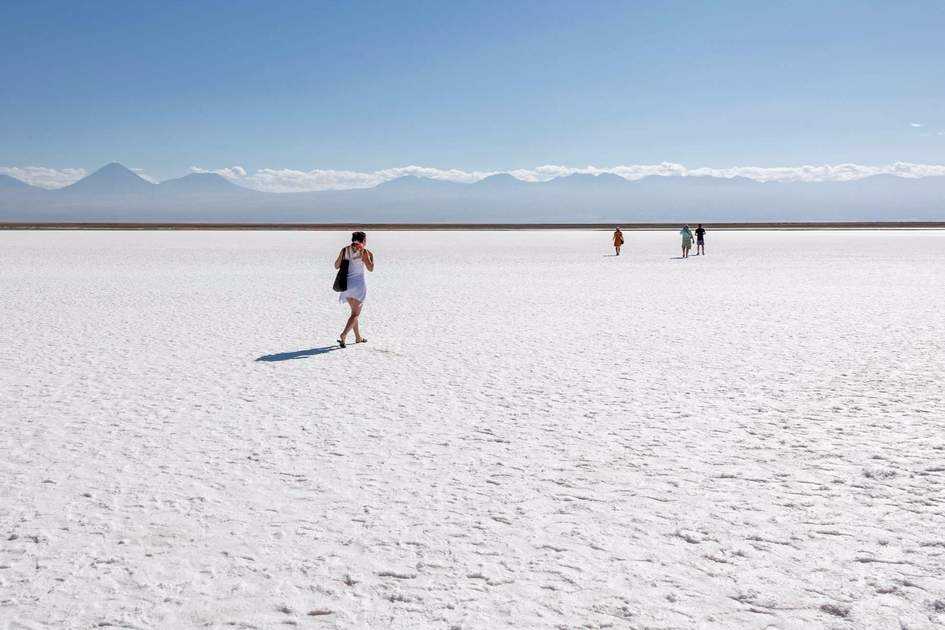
[194,166,247,181]
[910,122,924,128]
[191,161,945,192]
[0,166,87,188]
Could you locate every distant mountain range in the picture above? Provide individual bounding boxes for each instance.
[0,174,35,191]
[1,162,943,222]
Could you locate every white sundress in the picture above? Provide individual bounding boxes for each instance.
[338,246,367,303]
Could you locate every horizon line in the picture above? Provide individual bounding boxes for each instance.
[4,221,945,231]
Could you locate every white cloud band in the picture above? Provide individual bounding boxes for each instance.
[0,166,87,189]
[192,161,945,192]
[5,161,945,192]
[190,165,494,192]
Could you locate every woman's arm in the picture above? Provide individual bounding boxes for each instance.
[334,247,345,269]
[362,249,374,272]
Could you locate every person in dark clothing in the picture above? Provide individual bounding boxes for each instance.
[695,224,706,256]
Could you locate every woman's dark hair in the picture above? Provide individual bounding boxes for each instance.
[351,231,366,243]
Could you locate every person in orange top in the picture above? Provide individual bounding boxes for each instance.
[612,227,625,256]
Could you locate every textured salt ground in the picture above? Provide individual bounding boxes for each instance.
[1,229,944,629]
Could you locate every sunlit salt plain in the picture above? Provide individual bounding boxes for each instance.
[1,229,944,629]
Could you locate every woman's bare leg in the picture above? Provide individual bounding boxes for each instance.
[353,310,364,342]
[340,298,362,342]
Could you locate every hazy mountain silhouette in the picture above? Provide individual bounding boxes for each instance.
[1,161,943,222]
[60,162,153,194]
[474,173,530,189]
[158,172,250,194]
[374,176,464,191]
[0,174,36,190]
[543,173,630,188]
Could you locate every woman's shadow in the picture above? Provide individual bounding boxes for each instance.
[256,345,340,362]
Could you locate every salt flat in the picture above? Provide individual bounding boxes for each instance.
[1,229,944,629]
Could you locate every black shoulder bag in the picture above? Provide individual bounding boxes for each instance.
[332,247,349,292]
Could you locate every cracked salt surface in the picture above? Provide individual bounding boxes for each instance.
[1,229,944,628]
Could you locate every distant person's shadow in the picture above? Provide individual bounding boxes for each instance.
[256,345,339,362]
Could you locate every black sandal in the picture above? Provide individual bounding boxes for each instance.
[337,339,346,348]
[355,338,368,344]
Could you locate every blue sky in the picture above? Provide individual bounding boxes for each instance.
[2,0,944,188]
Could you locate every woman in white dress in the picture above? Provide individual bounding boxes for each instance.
[334,231,374,347]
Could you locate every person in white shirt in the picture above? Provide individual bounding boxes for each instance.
[333,231,374,347]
